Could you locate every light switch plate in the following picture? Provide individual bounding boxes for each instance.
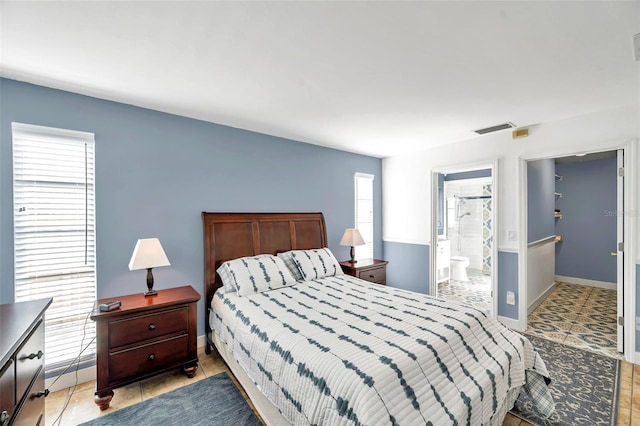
[506,291,515,305]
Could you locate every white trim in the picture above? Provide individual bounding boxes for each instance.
[498,246,519,254]
[518,139,637,363]
[554,275,616,290]
[382,237,429,246]
[498,315,523,332]
[622,140,636,363]
[354,172,375,180]
[46,365,96,393]
[12,122,94,141]
[430,159,499,318]
[527,235,556,247]
[491,159,499,319]
[528,282,557,315]
[517,156,528,332]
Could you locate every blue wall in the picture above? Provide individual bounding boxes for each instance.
[555,157,617,282]
[527,159,556,243]
[383,241,430,294]
[0,78,382,335]
[497,251,519,319]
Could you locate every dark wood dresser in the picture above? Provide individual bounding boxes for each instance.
[90,286,200,410]
[1,298,52,426]
[340,259,388,285]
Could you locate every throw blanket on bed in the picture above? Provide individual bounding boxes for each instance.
[211,275,553,425]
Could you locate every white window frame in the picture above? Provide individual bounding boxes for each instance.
[12,122,97,373]
[354,173,374,260]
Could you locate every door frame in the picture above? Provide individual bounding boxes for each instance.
[430,158,499,317]
[518,140,636,362]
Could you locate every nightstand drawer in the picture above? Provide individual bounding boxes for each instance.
[109,308,188,348]
[109,335,189,382]
[358,266,386,283]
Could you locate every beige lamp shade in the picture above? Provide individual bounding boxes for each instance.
[340,228,366,247]
[128,238,170,297]
[339,228,365,263]
[128,238,170,270]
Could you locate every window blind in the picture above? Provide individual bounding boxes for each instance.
[12,122,96,373]
[354,173,374,260]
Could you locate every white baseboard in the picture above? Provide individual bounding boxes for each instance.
[555,275,616,290]
[528,282,557,315]
[45,365,97,393]
[498,315,523,332]
[46,335,209,393]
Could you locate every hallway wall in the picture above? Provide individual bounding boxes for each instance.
[555,156,617,283]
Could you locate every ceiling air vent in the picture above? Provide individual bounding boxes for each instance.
[474,122,515,135]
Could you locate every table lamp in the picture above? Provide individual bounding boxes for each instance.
[128,238,170,297]
[339,228,365,263]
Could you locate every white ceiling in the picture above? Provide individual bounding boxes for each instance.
[1,1,639,158]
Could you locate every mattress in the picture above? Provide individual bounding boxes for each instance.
[210,274,552,425]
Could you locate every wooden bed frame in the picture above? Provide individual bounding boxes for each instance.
[202,212,328,353]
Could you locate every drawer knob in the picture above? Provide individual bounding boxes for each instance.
[35,389,49,398]
[1,410,9,426]
[148,324,156,331]
[148,354,156,361]
[369,275,375,278]
[27,350,44,360]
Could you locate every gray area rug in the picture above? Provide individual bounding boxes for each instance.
[79,372,261,426]
[510,334,621,425]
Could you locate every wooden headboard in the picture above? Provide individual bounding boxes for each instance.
[202,212,327,349]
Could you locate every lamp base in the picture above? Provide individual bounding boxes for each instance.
[145,268,157,297]
[349,246,357,263]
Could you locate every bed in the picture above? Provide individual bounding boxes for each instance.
[202,212,553,425]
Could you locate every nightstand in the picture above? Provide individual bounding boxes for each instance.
[90,286,200,410]
[340,259,388,285]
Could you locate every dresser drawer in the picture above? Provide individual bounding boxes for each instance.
[15,321,44,402]
[357,266,386,283]
[1,359,15,423]
[109,308,188,348]
[12,367,44,426]
[109,335,189,382]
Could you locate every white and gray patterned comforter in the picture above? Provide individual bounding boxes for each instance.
[210,274,552,425]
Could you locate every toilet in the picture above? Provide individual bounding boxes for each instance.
[450,256,470,281]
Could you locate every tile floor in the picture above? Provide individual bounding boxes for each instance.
[437,268,493,314]
[526,281,621,360]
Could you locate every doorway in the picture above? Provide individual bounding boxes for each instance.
[430,162,498,316]
[523,150,625,359]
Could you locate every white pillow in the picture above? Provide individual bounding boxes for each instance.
[216,254,297,296]
[290,248,344,280]
[276,251,304,281]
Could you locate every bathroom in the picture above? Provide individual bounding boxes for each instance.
[436,169,493,313]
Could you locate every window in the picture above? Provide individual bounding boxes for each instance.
[12,123,96,373]
[354,173,374,260]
